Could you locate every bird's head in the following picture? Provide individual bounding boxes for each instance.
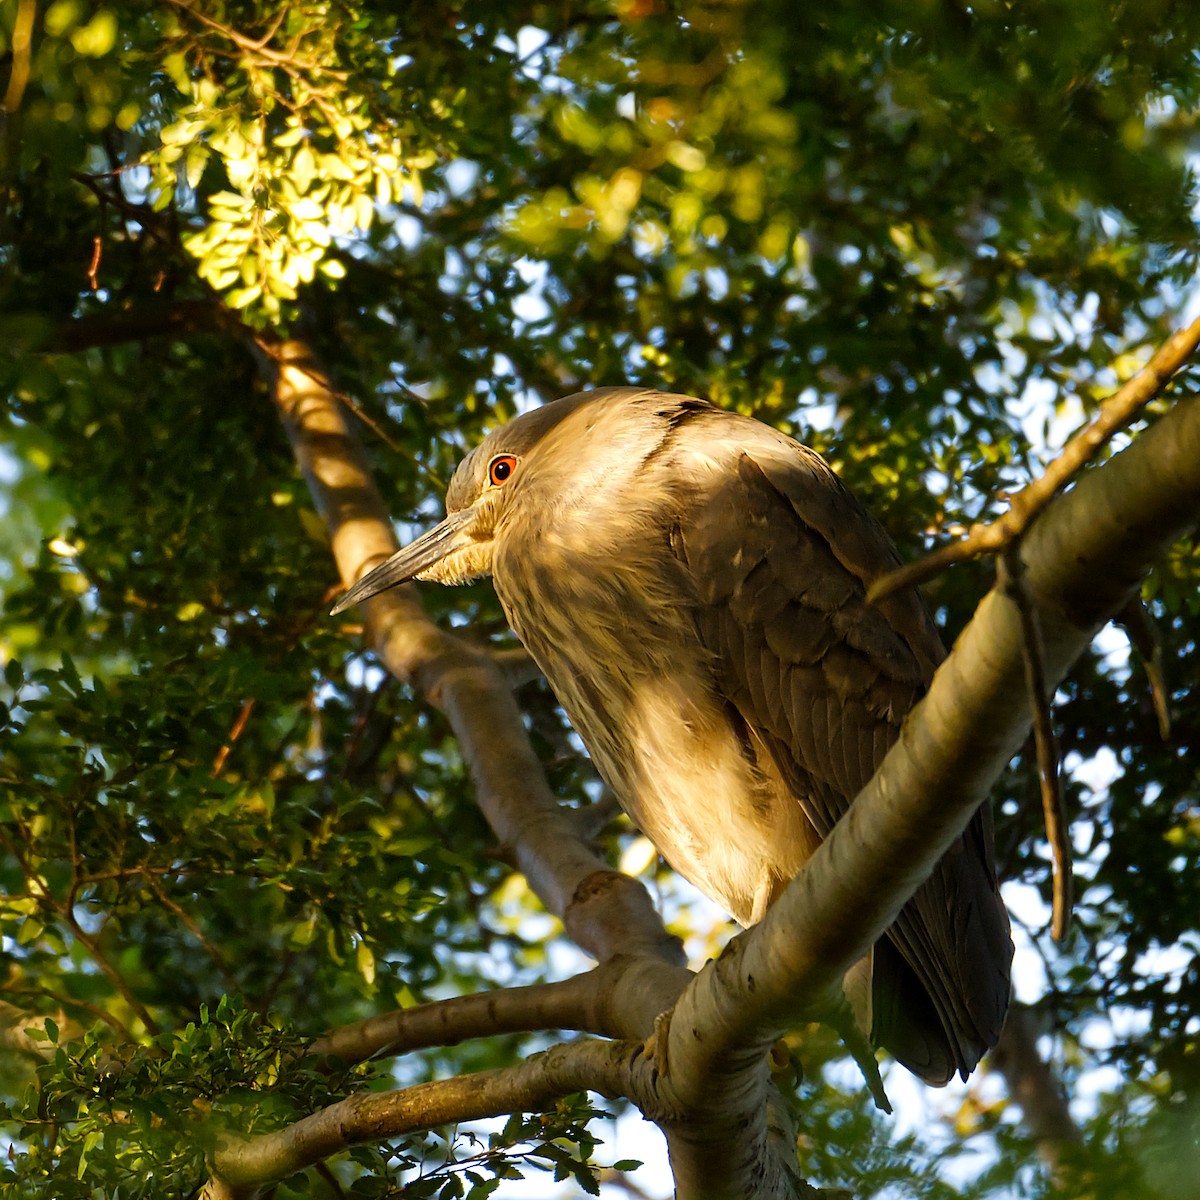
[330,387,668,614]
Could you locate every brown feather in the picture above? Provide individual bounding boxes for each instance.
[673,412,1012,1083]
[442,386,1013,1085]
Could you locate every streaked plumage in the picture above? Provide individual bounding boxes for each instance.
[334,387,1013,1084]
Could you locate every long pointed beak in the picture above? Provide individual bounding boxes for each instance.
[330,507,477,615]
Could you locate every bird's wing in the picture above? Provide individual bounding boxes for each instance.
[671,414,1011,1083]
[674,420,941,820]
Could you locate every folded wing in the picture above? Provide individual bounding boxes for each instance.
[674,416,1013,1083]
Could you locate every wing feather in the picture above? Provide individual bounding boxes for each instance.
[674,415,1012,1083]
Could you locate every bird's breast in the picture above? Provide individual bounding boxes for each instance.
[493,532,808,924]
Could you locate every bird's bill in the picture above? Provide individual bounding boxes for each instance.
[329,507,476,615]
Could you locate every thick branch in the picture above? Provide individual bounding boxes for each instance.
[210,1037,647,1197]
[41,300,231,353]
[657,396,1200,1196]
[266,339,681,967]
[310,958,690,1065]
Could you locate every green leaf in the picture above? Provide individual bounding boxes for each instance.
[60,652,81,693]
[355,939,376,986]
[292,145,317,194]
[44,0,83,38]
[70,9,117,57]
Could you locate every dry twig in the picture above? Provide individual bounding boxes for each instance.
[1001,547,1072,942]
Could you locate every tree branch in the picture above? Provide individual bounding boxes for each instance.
[1115,596,1172,739]
[209,1037,648,1198]
[309,958,689,1065]
[870,314,1200,602]
[264,337,682,968]
[1000,545,1071,942]
[165,0,350,80]
[988,1005,1083,1182]
[46,300,233,353]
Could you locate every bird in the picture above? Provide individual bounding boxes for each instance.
[332,386,1013,1085]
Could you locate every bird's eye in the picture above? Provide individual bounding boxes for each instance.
[488,455,518,486]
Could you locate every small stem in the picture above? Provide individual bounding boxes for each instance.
[212,698,256,777]
[2,984,135,1043]
[1001,546,1072,942]
[61,911,162,1037]
[144,874,241,993]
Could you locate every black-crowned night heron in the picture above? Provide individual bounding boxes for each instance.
[333,387,1013,1085]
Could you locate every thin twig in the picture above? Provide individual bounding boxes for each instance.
[61,911,162,1037]
[212,698,256,777]
[1001,546,1072,942]
[2,984,134,1043]
[0,824,161,1035]
[87,235,103,291]
[338,673,395,781]
[255,945,298,1015]
[144,874,241,992]
[76,864,237,885]
[1115,596,1171,740]
[869,314,1200,603]
[597,1170,666,1200]
[164,0,349,80]
[239,6,289,51]
[69,171,180,249]
[59,302,426,469]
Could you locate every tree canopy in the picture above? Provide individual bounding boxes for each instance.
[2,2,1200,1197]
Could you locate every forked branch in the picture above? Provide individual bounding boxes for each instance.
[869,315,1200,603]
[209,1038,647,1199]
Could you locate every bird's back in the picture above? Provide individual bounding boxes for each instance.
[664,398,1012,1083]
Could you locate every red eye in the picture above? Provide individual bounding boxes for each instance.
[489,455,518,486]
